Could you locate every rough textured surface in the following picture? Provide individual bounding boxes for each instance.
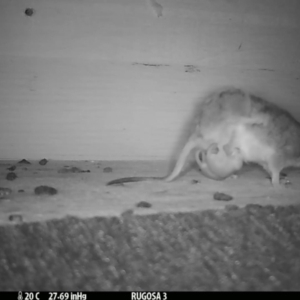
[0,204,300,291]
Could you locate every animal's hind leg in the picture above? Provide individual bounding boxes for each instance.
[270,171,280,187]
[165,136,205,182]
[264,156,284,188]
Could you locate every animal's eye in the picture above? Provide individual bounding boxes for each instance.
[209,144,219,154]
[198,152,203,162]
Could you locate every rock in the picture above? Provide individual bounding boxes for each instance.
[213,192,233,201]
[39,159,48,165]
[103,167,113,173]
[191,179,200,184]
[18,159,31,164]
[8,214,23,223]
[6,172,17,181]
[136,201,152,208]
[34,186,58,196]
[7,166,16,171]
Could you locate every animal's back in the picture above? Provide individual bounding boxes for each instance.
[193,88,300,159]
[249,94,300,160]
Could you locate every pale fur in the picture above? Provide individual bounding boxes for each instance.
[195,143,243,180]
[165,88,300,186]
[107,88,300,187]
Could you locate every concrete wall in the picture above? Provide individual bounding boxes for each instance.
[1,0,300,160]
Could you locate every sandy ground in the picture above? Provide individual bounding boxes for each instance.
[0,160,299,225]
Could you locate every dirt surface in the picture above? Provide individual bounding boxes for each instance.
[0,160,300,224]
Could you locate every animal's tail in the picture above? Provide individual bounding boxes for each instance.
[106,176,163,186]
[107,135,205,185]
[164,136,205,182]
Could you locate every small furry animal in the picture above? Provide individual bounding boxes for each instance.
[195,143,243,180]
[107,88,300,187]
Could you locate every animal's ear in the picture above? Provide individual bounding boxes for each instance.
[198,151,203,162]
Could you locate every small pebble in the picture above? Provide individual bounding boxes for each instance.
[136,201,152,208]
[18,159,31,164]
[191,179,200,184]
[24,8,35,17]
[39,159,48,165]
[213,192,233,201]
[7,165,16,171]
[8,214,23,223]
[6,172,17,181]
[103,167,113,173]
[34,185,57,195]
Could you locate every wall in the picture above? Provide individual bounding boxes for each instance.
[1,0,300,160]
